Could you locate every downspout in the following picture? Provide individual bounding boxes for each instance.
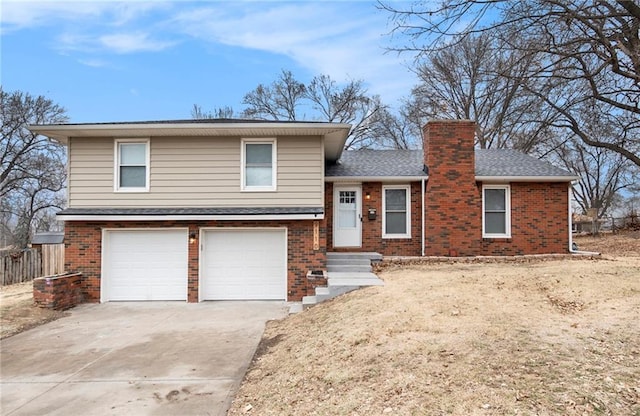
[568,182,600,256]
[421,178,426,257]
[568,183,574,252]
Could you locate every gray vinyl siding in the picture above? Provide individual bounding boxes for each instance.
[67,136,324,207]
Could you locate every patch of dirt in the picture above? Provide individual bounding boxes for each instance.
[0,281,66,339]
[574,230,640,257]
[229,234,640,415]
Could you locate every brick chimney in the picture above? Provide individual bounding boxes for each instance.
[423,120,481,256]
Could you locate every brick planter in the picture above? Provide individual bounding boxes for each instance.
[33,273,83,310]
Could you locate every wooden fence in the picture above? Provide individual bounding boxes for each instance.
[0,245,65,286]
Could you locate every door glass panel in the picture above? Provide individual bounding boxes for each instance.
[338,191,357,228]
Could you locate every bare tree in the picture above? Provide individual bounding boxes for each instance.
[242,70,307,121]
[194,70,399,149]
[406,34,559,153]
[556,138,633,218]
[1,88,67,248]
[191,104,235,119]
[381,0,640,168]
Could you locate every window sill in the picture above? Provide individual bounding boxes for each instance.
[114,188,149,193]
[482,235,512,240]
[241,188,277,192]
[382,235,412,239]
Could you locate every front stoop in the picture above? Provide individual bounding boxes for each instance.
[299,252,384,310]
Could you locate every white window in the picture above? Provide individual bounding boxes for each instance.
[115,139,149,192]
[242,139,276,191]
[483,184,511,238]
[383,185,411,238]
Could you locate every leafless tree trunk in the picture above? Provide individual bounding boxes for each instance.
[1,88,67,248]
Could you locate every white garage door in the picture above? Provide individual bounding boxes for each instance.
[201,229,287,300]
[103,229,188,301]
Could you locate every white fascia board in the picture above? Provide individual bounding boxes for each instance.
[325,176,427,182]
[57,213,324,221]
[475,175,579,182]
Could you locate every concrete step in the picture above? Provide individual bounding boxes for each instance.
[327,258,372,266]
[327,271,380,280]
[315,285,359,297]
[327,264,372,273]
[288,303,303,314]
[302,295,317,307]
[328,278,384,287]
[327,252,383,261]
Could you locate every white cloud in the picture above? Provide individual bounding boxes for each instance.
[1,0,169,31]
[99,32,176,53]
[170,2,416,105]
[77,58,110,68]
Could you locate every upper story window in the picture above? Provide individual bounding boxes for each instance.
[382,185,411,239]
[115,139,149,192]
[242,139,276,191]
[482,184,511,238]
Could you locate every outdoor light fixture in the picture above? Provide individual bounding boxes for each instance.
[189,232,197,244]
[365,192,371,200]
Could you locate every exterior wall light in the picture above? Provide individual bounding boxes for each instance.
[189,232,197,244]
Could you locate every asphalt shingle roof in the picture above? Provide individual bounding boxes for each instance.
[474,149,575,178]
[326,149,575,179]
[325,149,426,177]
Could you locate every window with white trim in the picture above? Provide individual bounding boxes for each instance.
[482,184,511,238]
[383,185,411,238]
[115,139,149,191]
[242,139,276,191]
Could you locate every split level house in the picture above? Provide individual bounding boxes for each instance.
[29,119,578,303]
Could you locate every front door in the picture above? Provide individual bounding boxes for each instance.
[333,186,362,247]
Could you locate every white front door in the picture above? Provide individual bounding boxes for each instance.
[333,185,362,247]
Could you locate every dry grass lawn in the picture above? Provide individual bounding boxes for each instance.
[0,281,66,339]
[229,233,640,415]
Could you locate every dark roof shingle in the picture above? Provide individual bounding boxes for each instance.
[326,149,575,179]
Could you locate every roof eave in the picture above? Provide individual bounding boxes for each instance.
[325,175,428,182]
[27,122,351,161]
[475,175,579,182]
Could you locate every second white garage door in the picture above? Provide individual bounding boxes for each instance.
[201,229,287,300]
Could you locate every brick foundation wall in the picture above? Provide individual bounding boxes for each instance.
[33,273,83,310]
[64,220,325,303]
[325,182,423,256]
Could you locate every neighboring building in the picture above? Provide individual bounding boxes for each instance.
[29,119,577,303]
[30,232,65,249]
[572,214,604,234]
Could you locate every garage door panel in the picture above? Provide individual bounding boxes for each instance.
[104,230,188,301]
[202,229,286,300]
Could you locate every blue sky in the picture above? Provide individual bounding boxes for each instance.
[1,0,417,123]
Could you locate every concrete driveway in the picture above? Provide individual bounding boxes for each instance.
[0,301,288,416]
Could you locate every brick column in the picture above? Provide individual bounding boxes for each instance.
[423,120,481,256]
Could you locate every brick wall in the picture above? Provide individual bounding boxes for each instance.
[423,120,482,256]
[33,272,83,310]
[480,182,570,255]
[325,181,423,256]
[64,220,325,303]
